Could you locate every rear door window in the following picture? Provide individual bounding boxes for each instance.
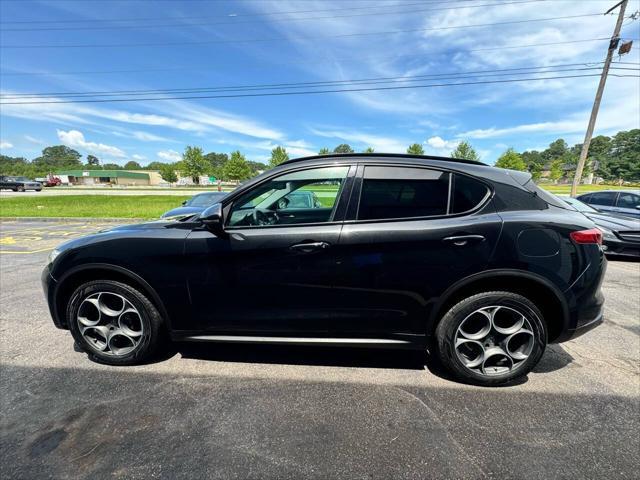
[589,192,618,206]
[357,166,450,220]
[616,192,640,209]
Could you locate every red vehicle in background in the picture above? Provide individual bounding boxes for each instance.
[36,174,62,187]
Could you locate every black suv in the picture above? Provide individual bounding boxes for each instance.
[42,154,606,386]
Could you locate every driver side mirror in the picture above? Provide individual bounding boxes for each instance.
[200,203,225,236]
[181,200,187,206]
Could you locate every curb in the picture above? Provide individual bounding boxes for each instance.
[0,217,146,223]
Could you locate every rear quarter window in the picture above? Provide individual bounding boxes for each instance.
[451,174,490,213]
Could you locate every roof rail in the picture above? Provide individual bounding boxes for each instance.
[279,152,487,166]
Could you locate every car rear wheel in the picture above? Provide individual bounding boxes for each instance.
[67,280,166,365]
[435,291,546,386]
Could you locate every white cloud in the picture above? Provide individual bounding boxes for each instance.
[425,136,459,150]
[24,135,44,145]
[0,141,13,149]
[157,149,182,162]
[57,129,126,158]
[132,154,146,160]
[310,127,408,153]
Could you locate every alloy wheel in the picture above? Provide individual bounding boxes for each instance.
[77,292,144,356]
[454,305,535,376]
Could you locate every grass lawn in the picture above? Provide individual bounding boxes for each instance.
[0,195,189,219]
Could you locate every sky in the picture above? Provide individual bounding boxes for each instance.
[0,0,639,166]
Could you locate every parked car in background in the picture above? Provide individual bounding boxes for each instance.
[160,191,227,218]
[35,175,62,187]
[43,153,607,387]
[0,175,42,192]
[577,190,640,218]
[563,197,640,258]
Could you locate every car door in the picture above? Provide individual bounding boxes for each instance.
[585,191,619,214]
[184,164,355,334]
[333,164,501,338]
[614,192,640,218]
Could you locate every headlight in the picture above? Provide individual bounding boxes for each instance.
[47,248,61,264]
[596,226,616,240]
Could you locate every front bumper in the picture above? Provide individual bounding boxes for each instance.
[602,237,640,258]
[41,265,65,329]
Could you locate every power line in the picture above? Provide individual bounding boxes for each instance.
[0,1,549,32]
[0,1,536,27]
[2,62,628,98]
[4,37,638,77]
[2,73,637,105]
[0,13,608,49]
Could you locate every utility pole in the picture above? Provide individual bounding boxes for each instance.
[571,0,628,197]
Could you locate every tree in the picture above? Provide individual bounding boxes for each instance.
[159,164,178,184]
[222,151,252,181]
[407,143,424,155]
[363,147,375,153]
[102,163,123,170]
[86,155,100,167]
[450,141,480,161]
[333,144,354,154]
[123,160,142,170]
[247,161,267,175]
[495,148,526,171]
[32,145,82,175]
[269,146,289,168]
[549,159,563,183]
[318,147,330,155]
[542,139,569,161]
[181,146,208,184]
[203,152,229,178]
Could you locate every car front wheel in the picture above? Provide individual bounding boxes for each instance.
[67,280,166,365]
[435,291,546,386]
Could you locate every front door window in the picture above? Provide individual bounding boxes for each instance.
[227,166,349,227]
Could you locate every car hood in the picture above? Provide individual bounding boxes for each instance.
[52,218,191,254]
[585,212,640,231]
[160,206,205,218]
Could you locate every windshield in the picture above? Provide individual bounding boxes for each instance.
[187,193,225,207]
[563,197,599,213]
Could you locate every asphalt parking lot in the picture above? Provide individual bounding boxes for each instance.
[1,220,639,479]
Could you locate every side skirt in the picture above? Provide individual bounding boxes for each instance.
[172,334,422,349]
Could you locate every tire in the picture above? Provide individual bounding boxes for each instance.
[435,291,546,387]
[67,280,167,365]
[35,189,42,192]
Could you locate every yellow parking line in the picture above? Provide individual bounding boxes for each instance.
[0,247,53,254]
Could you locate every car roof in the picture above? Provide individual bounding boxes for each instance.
[222,153,534,204]
[280,152,486,167]
[579,190,640,195]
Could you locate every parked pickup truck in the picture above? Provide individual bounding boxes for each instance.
[0,175,43,192]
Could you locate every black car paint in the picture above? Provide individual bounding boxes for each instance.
[43,155,606,346]
[0,175,42,191]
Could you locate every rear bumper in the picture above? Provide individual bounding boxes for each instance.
[555,308,604,342]
[555,254,607,343]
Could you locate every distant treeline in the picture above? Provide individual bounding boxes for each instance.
[1,129,637,183]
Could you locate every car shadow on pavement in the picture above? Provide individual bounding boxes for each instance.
[533,344,575,373]
[166,342,574,386]
[174,342,428,370]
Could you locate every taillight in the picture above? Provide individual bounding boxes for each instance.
[570,228,603,245]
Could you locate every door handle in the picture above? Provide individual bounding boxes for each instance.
[442,235,485,246]
[289,241,330,252]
